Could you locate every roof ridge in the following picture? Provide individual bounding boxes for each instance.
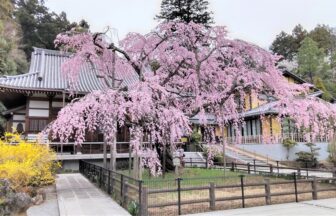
[1,72,39,79]
[33,47,72,57]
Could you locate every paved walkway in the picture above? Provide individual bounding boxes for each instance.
[56,173,130,216]
[27,185,59,216]
[187,198,336,216]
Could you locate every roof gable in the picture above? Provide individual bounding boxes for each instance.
[0,48,139,94]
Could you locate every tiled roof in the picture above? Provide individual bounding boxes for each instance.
[0,48,139,94]
[242,101,278,117]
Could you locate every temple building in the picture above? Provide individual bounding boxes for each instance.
[0,48,138,164]
[0,48,137,137]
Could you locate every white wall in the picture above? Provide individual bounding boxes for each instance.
[13,114,25,121]
[237,143,330,161]
[28,99,49,117]
[29,100,49,108]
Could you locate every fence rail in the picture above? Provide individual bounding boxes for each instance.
[224,133,331,144]
[79,160,336,216]
[185,160,336,179]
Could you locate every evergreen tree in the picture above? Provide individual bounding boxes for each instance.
[270,31,296,60]
[297,37,324,83]
[313,77,333,101]
[270,24,307,60]
[308,24,336,55]
[0,0,27,74]
[14,0,79,60]
[156,0,214,25]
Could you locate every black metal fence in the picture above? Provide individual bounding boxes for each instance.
[79,160,146,216]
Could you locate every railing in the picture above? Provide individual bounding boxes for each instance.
[50,142,131,155]
[224,133,331,144]
[51,141,190,155]
[185,160,336,179]
[79,160,147,216]
[79,160,336,216]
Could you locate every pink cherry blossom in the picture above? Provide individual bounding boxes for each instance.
[47,22,336,175]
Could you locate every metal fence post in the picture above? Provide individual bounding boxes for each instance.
[177,178,182,215]
[231,162,234,171]
[120,175,124,201]
[111,172,115,194]
[269,164,273,175]
[293,172,298,202]
[264,178,271,205]
[99,167,103,188]
[122,180,128,208]
[253,159,256,173]
[107,170,111,194]
[240,175,245,208]
[209,182,215,210]
[247,163,251,174]
[311,176,318,200]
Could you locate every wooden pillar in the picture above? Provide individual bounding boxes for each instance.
[311,176,318,200]
[264,178,271,205]
[140,187,148,216]
[209,182,216,210]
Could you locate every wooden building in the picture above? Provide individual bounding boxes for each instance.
[191,70,327,144]
[0,48,138,145]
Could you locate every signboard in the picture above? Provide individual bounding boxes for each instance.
[173,158,180,166]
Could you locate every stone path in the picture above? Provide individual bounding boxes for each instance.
[187,198,336,216]
[56,173,130,216]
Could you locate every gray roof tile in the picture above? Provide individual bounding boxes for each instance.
[0,48,139,93]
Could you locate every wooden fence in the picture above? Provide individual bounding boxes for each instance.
[79,160,336,216]
[144,175,336,215]
[185,160,336,179]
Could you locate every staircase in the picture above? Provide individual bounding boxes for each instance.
[225,145,278,166]
[183,152,206,167]
[182,145,277,168]
[225,147,268,166]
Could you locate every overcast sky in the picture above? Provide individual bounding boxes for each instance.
[45,0,336,49]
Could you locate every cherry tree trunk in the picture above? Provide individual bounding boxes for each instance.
[110,135,117,171]
[103,140,107,168]
[221,125,226,176]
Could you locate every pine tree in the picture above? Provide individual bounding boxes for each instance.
[297,37,324,83]
[156,0,214,25]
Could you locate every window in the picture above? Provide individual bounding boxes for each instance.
[281,117,297,135]
[244,119,262,136]
[29,119,48,133]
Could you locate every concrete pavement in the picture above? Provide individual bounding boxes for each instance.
[187,198,336,216]
[56,173,130,216]
[27,185,59,216]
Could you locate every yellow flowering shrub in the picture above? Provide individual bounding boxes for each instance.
[0,133,60,191]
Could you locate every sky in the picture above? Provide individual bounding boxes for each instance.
[45,0,336,49]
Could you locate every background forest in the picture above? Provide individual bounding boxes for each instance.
[0,0,89,75]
